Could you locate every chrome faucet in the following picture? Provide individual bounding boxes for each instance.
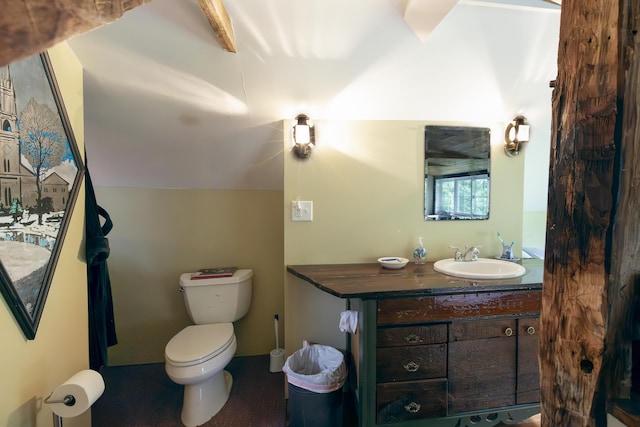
[449,246,463,261]
[450,245,481,261]
[462,245,481,261]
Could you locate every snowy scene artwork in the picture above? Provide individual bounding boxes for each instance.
[0,53,84,339]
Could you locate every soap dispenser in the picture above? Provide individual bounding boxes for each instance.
[413,237,427,265]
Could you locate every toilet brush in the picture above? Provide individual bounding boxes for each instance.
[269,314,285,372]
[275,314,280,351]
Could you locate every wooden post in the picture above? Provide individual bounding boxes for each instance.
[541,0,638,425]
[605,0,640,402]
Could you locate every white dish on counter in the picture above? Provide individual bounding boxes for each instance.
[378,257,409,269]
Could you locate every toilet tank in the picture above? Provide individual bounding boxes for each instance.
[179,269,252,324]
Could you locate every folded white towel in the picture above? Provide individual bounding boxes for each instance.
[339,310,358,334]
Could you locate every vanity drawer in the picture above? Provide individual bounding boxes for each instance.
[450,318,516,341]
[377,379,447,423]
[377,343,447,382]
[377,323,447,347]
[377,291,541,325]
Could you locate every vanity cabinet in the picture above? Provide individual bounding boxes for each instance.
[372,291,541,425]
[286,260,545,427]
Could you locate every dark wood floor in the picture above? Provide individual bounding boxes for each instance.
[92,354,539,427]
[92,354,358,427]
[93,355,288,427]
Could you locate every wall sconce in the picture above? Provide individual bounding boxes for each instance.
[504,115,530,157]
[292,114,315,160]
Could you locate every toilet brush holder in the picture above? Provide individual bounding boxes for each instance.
[270,348,285,372]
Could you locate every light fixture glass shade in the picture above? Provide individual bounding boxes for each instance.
[295,124,310,145]
[504,115,529,157]
[292,114,314,160]
[516,124,530,142]
[508,125,516,142]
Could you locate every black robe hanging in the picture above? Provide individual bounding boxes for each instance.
[85,166,117,370]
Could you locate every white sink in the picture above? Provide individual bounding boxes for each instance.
[433,258,526,279]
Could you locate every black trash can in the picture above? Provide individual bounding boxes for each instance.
[284,342,347,427]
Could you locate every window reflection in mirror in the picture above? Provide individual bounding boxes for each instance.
[424,126,491,221]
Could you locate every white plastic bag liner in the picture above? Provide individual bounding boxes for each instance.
[283,341,347,393]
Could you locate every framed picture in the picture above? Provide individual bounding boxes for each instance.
[0,52,84,339]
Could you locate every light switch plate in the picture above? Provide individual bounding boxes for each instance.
[291,201,313,221]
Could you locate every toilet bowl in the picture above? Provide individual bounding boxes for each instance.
[165,323,237,427]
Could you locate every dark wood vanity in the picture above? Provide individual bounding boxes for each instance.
[287,259,544,427]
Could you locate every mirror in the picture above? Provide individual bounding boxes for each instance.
[424,125,491,221]
[0,53,84,339]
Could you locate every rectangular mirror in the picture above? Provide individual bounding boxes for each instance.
[424,125,491,221]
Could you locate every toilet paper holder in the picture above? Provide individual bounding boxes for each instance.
[44,393,75,427]
[44,393,76,406]
[43,369,105,427]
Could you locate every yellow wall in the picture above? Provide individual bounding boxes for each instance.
[93,187,284,365]
[85,121,524,367]
[0,43,90,427]
[523,211,547,250]
[283,120,525,353]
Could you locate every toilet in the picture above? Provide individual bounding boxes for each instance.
[165,269,252,427]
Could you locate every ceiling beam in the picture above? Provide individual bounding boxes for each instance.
[197,0,237,53]
[0,0,153,66]
[403,0,459,42]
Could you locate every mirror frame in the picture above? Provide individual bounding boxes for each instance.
[0,52,84,339]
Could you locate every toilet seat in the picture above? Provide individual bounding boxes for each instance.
[166,323,234,367]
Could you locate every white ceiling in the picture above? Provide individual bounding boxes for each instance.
[67,0,560,191]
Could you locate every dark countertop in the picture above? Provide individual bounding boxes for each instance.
[287,258,544,299]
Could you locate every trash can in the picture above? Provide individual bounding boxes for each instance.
[283,341,347,427]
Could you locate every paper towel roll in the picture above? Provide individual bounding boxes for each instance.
[48,370,105,417]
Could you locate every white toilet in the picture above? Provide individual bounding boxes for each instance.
[165,269,252,427]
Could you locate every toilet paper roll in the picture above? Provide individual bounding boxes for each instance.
[47,370,105,418]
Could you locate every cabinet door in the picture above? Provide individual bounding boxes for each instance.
[517,316,540,404]
[448,318,517,414]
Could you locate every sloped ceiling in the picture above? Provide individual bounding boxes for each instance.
[67,0,560,190]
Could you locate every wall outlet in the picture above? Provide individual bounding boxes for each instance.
[292,201,313,221]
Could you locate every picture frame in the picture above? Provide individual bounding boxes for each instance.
[0,52,84,339]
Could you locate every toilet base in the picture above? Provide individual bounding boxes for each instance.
[181,370,233,427]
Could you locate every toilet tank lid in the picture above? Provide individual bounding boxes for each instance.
[180,269,253,287]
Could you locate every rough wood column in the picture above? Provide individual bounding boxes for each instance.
[541,0,639,425]
[606,0,640,402]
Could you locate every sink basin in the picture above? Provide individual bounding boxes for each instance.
[433,258,526,279]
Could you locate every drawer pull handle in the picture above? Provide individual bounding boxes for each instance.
[403,361,420,372]
[504,327,513,337]
[527,326,536,335]
[404,333,420,344]
[404,402,421,413]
